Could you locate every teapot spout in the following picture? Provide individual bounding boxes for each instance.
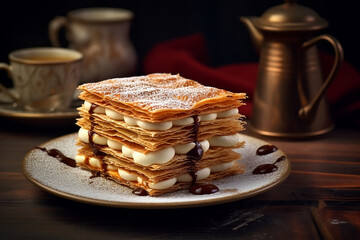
[240,16,263,54]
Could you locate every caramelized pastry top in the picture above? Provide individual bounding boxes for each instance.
[78,73,246,114]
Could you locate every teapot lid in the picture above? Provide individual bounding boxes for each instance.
[254,0,328,31]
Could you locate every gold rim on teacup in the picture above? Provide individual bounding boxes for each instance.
[9,47,83,65]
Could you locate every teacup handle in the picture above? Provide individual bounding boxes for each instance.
[0,63,19,103]
[298,34,344,121]
[49,16,68,47]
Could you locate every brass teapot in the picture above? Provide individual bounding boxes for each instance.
[241,0,344,138]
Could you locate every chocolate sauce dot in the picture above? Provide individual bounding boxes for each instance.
[190,183,219,195]
[252,163,278,175]
[132,189,149,196]
[256,144,278,155]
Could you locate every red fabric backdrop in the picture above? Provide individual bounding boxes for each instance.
[143,34,360,127]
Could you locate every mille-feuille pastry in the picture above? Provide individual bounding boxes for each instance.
[75,73,247,196]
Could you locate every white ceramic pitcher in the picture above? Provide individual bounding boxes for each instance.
[49,8,137,83]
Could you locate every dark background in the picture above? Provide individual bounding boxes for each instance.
[0,0,358,80]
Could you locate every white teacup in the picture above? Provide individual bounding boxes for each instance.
[0,47,82,112]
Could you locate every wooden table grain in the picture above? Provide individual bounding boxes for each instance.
[0,118,359,240]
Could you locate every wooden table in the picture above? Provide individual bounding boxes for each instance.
[0,117,359,240]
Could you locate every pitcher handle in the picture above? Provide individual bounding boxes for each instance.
[298,34,344,121]
[0,63,19,103]
[49,16,67,47]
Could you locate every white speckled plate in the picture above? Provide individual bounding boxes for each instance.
[23,133,291,209]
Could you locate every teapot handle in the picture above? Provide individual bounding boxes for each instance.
[48,16,68,47]
[298,34,344,121]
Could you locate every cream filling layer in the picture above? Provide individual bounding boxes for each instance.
[78,128,239,166]
[84,101,239,131]
[75,154,235,190]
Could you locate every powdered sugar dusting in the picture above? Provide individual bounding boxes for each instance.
[78,73,242,111]
[23,133,290,208]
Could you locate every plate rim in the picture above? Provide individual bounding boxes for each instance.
[22,133,291,209]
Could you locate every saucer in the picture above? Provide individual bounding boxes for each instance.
[0,103,79,126]
[0,91,80,125]
[0,103,78,119]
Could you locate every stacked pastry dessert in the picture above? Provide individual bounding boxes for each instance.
[75,73,247,196]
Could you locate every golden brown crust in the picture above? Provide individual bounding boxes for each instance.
[78,73,246,122]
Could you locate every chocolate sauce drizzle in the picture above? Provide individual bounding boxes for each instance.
[88,131,106,156]
[187,115,219,195]
[252,149,286,175]
[88,102,98,115]
[86,103,110,180]
[34,146,76,168]
[88,103,106,157]
[275,155,286,164]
